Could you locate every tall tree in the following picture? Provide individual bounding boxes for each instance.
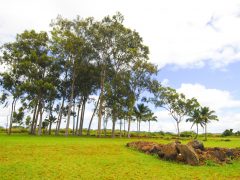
[150,86,199,137]
[0,72,21,134]
[199,107,218,141]
[186,108,204,139]
[92,12,157,137]
[145,112,157,133]
[1,30,55,135]
[134,103,150,133]
[51,16,95,136]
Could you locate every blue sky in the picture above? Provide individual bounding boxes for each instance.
[159,62,240,93]
[0,0,240,133]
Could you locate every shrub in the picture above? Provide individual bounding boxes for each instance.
[222,129,234,136]
[180,131,196,138]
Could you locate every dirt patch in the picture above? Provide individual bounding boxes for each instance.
[127,140,240,166]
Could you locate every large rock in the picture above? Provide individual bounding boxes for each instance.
[158,142,178,161]
[187,140,204,151]
[127,141,162,154]
[176,144,199,166]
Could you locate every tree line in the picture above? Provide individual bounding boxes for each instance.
[0,13,218,140]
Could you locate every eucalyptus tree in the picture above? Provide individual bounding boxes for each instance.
[199,106,218,141]
[1,30,55,135]
[104,71,129,138]
[50,16,96,136]
[12,107,25,127]
[150,86,199,137]
[86,96,100,136]
[0,72,21,134]
[75,63,100,136]
[125,48,157,138]
[91,12,157,137]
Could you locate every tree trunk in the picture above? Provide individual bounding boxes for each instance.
[139,121,141,133]
[195,124,199,139]
[148,121,150,133]
[127,117,131,138]
[136,120,138,132]
[87,95,100,136]
[65,65,76,136]
[120,119,122,138]
[55,97,65,135]
[138,120,141,138]
[123,119,125,137]
[33,101,41,135]
[177,121,180,137]
[8,98,16,135]
[72,99,76,135]
[75,99,82,135]
[97,68,106,137]
[111,117,116,138]
[79,98,86,136]
[38,102,44,135]
[30,102,38,134]
[45,126,48,135]
[104,119,108,137]
[49,122,52,135]
[205,124,207,141]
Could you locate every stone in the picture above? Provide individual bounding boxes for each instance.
[187,140,204,151]
[176,144,199,166]
[225,149,234,157]
[158,142,178,161]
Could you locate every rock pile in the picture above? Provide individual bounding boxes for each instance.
[126,140,240,166]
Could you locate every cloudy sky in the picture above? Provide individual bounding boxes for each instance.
[0,0,240,133]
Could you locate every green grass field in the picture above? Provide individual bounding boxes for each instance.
[0,135,240,180]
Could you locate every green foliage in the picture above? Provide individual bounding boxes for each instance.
[222,129,234,136]
[12,107,24,125]
[180,131,196,138]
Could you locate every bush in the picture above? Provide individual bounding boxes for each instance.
[222,129,234,136]
[235,131,240,136]
[180,131,196,138]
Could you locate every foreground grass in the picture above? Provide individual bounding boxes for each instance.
[0,135,240,180]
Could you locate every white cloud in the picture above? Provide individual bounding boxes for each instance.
[175,83,240,132]
[177,83,240,111]
[1,0,240,68]
[161,78,169,86]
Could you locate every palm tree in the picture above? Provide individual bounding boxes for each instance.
[186,109,204,139]
[146,112,157,132]
[134,104,150,133]
[200,107,218,141]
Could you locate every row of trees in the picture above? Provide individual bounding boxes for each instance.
[0,13,218,139]
[145,85,218,140]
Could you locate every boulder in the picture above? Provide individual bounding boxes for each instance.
[158,142,178,161]
[187,140,204,151]
[176,144,199,166]
[127,141,161,153]
[225,149,234,157]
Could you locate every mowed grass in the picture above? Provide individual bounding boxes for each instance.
[0,135,240,180]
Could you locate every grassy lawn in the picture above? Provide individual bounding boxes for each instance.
[0,135,240,180]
